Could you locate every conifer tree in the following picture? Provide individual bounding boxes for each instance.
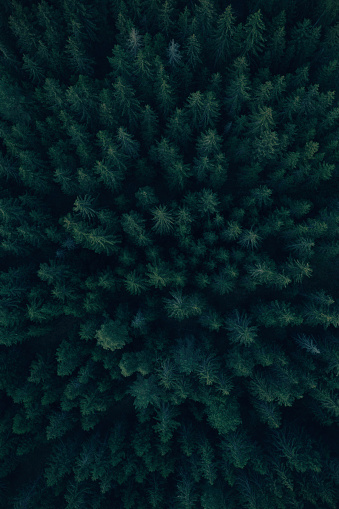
[128,374,161,411]
[238,227,262,250]
[163,290,205,321]
[153,56,176,117]
[95,318,131,352]
[165,107,193,147]
[165,159,192,191]
[225,310,258,346]
[116,126,140,158]
[184,34,202,70]
[108,44,133,80]
[195,0,217,41]
[151,204,175,235]
[176,468,199,509]
[167,39,183,67]
[73,194,98,221]
[66,74,98,126]
[65,34,94,76]
[241,9,266,57]
[213,5,236,65]
[9,1,39,55]
[140,105,159,148]
[112,76,141,128]
[224,57,251,116]
[291,19,321,65]
[121,210,152,247]
[125,269,148,296]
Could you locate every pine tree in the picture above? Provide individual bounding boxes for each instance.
[116,126,140,158]
[63,0,99,42]
[140,105,159,147]
[293,333,320,354]
[205,397,242,435]
[62,213,121,255]
[158,0,175,37]
[112,76,141,128]
[193,154,214,184]
[241,9,266,57]
[95,318,131,352]
[184,34,202,70]
[0,153,20,183]
[64,479,96,509]
[153,56,176,117]
[124,269,148,296]
[172,336,202,375]
[248,105,275,135]
[213,5,236,65]
[199,309,223,332]
[252,399,282,428]
[198,188,220,218]
[135,186,159,210]
[66,74,98,125]
[195,353,220,386]
[287,236,315,258]
[46,410,77,440]
[224,310,258,346]
[18,150,52,195]
[153,401,180,443]
[126,27,143,57]
[165,108,193,147]
[121,210,152,247]
[9,1,39,54]
[22,54,45,84]
[163,290,204,321]
[221,429,255,469]
[272,426,322,473]
[176,468,199,509]
[95,130,128,192]
[155,357,178,391]
[224,57,251,116]
[291,19,321,65]
[26,287,63,323]
[238,227,262,250]
[211,266,238,295]
[146,260,171,289]
[128,374,161,410]
[198,439,218,485]
[0,197,25,225]
[146,471,165,508]
[200,92,221,129]
[195,0,217,41]
[285,257,313,283]
[247,185,273,208]
[150,136,180,169]
[222,220,242,241]
[73,194,98,221]
[165,159,192,191]
[151,205,175,235]
[108,44,133,80]
[186,90,204,129]
[65,34,94,75]
[255,300,303,328]
[167,39,182,67]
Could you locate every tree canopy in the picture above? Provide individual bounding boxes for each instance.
[0,1,338,508]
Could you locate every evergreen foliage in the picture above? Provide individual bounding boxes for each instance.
[0,1,338,507]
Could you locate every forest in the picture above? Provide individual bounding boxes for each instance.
[0,0,338,507]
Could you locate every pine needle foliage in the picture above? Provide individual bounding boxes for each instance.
[1,1,339,507]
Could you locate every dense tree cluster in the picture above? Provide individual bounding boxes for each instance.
[0,0,338,507]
